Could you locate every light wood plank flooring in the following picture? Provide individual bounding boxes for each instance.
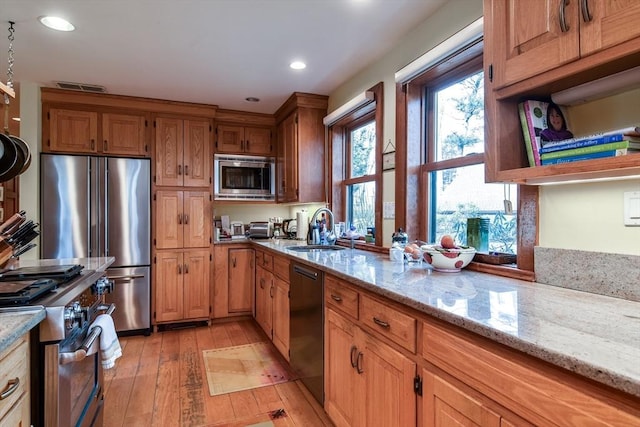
[103,319,334,427]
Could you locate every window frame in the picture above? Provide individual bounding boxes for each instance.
[395,40,536,279]
[329,82,384,246]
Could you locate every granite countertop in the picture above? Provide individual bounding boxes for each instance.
[0,257,115,353]
[254,239,640,398]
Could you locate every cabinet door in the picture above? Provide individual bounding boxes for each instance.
[216,125,244,153]
[325,309,359,427]
[272,275,289,360]
[255,265,273,337]
[421,369,500,427]
[580,0,640,55]
[48,108,98,153]
[228,248,254,313]
[245,127,273,156]
[357,327,416,427]
[155,117,184,186]
[155,251,183,322]
[281,112,299,202]
[155,190,183,249]
[102,113,147,156]
[183,191,210,248]
[488,0,579,88]
[183,119,211,187]
[183,250,210,319]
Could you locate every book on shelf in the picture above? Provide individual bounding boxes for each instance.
[540,140,640,160]
[518,100,552,166]
[539,126,640,154]
[540,148,640,165]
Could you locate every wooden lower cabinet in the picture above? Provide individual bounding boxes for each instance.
[325,308,416,427]
[272,275,289,360]
[154,250,210,323]
[0,334,30,426]
[212,245,255,318]
[254,264,273,337]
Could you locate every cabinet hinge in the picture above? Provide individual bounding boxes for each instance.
[145,144,149,153]
[294,114,298,124]
[413,375,423,396]
[209,306,212,313]
[145,120,148,127]
[153,238,156,246]
[210,125,213,132]
[210,253,213,261]
[153,193,156,201]
[153,311,156,320]
[153,175,156,183]
[153,256,157,264]
[488,64,493,82]
[47,111,50,120]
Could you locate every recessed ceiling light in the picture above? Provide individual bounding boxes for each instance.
[290,61,306,70]
[39,16,75,32]
[245,97,260,102]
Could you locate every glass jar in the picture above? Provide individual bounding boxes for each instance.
[467,218,489,252]
[389,242,404,262]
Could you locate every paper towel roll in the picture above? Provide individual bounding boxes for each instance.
[296,211,309,240]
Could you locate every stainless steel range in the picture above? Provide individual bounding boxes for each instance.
[0,263,115,427]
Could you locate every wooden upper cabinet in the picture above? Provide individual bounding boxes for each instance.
[216,124,273,156]
[488,0,640,89]
[155,190,210,249]
[155,116,211,187]
[48,108,98,153]
[102,113,147,156]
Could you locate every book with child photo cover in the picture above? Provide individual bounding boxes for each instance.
[518,100,573,166]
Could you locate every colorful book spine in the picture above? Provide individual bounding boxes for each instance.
[540,148,635,165]
[539,126,640,153]
[540,140,640,160]
[520,100,549,166]
[518,103,536,167]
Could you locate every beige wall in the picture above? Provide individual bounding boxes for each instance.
[327,0,640,255]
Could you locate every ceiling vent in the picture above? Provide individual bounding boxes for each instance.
[55,81,107,93]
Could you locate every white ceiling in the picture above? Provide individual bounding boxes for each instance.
[1,0,447,114]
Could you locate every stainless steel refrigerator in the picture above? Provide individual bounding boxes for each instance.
[41,154,151,334]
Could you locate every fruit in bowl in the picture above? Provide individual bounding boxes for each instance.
[421,235,476,272]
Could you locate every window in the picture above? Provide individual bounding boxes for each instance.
[329,83,383,245]
[425,68,518,254]
[397,39,534,275]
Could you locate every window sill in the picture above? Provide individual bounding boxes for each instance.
[466,262,535,281]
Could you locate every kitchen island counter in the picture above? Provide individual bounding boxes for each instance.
[254,240,640,398]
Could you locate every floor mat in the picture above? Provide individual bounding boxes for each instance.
[203,342,294,396]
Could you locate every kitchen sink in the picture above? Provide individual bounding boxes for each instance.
[284,245,346,252]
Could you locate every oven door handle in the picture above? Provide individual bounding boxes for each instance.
[59,326,102,365]
[58,303,115,365]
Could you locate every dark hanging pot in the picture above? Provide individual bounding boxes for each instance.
[0,132,23,182]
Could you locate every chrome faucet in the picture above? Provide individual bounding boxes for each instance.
[309,207,336,245]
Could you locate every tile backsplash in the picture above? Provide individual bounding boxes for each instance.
[534,247,640,302]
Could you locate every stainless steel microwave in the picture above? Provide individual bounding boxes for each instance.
[214,154,275,201]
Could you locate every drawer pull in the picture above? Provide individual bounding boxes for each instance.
[0,378,19,400]
[559,0,570,32]
[356,352,364,374]
[350,345,358,368]
[373,317,390,329]
[331,294,342,302]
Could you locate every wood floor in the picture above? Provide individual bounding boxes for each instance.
[103,318,334,427]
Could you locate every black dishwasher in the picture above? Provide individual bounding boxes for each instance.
[289,262,324,405]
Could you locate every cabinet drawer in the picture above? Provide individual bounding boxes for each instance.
[0,335,28,421]
[325,275,358,319]
[359,294,416,352]
[273,255,289,281]
[256,250,273,271]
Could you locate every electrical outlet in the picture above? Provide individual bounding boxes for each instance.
[623,191,640,226]
[383,202,395,219]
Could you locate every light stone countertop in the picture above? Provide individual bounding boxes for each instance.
[0,257,115,353]
[255,239,640,398]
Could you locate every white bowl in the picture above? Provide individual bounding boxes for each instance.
[420,245,476,272]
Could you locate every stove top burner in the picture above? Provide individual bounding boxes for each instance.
[0,264,84,283]
[0,279,58,305]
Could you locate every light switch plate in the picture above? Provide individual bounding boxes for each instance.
[623,191,640,226]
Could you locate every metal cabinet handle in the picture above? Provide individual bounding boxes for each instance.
[91,139,95,150]
[184,165,189,175]
[184,263,189,274]
[331,294,342,302]
[559,0,570,32]
[184,214,189,225]
[246,140,250,150]
[0,378,19,400]
[104,140,108,151]
[178,214,183,224]
[581,0,592,22]
[260,278,265,289]
[178,264,182,274]
[232,257,236,268]
[373,317,390,329]
[269,285,274,298]
[350,345,358,368]
[356,352,364,374]
[178,164,183,175]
